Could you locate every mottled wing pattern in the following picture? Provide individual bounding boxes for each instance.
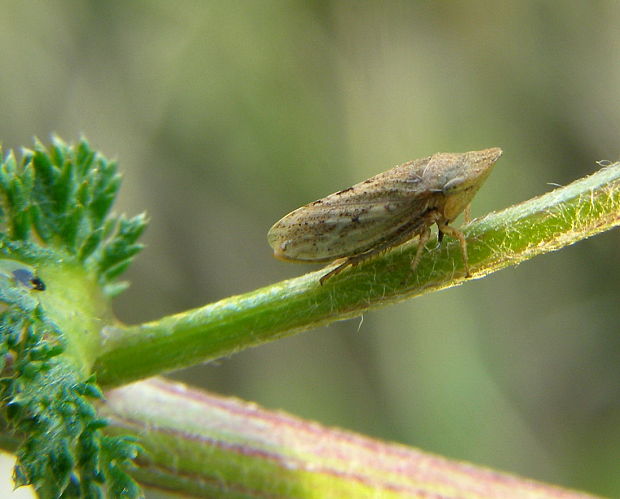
[268,159,438,261]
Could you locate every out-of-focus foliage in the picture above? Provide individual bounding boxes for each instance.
[0,2,618,496]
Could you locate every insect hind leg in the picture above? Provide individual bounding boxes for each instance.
[319,246,393,285]
[319,210,440,285]
[319,258,356,284]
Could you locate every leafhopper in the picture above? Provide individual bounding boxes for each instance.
[268,147,502,284]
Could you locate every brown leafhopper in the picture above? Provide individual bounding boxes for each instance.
[268,148,502,284]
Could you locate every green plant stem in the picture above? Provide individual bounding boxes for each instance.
[99,377,600,498]
[94,163,620,387]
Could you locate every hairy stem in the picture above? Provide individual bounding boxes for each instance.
[94,162,620,387]
[100,378,599,498]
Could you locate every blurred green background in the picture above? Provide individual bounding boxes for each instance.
[0,1,618,496]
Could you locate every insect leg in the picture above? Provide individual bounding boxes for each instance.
[410,227,431,272]
[436,221,469,276]
[436,228,444,245]
[319,259,356,284]
[319,210,440,284]
[463,204,472,224]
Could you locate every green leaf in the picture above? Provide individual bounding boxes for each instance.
[0,137,145,497]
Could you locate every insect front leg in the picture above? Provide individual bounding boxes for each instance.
[410,227,431,272]
[463,204,472,224]
[436,221,470,276]
[436,228,444,246]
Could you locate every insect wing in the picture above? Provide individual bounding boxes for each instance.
[269,168,434,262]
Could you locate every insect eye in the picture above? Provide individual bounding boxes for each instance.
[442,176,465,193]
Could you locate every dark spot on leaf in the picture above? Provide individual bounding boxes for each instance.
[30,277,46,291]
[12,269,46,291]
